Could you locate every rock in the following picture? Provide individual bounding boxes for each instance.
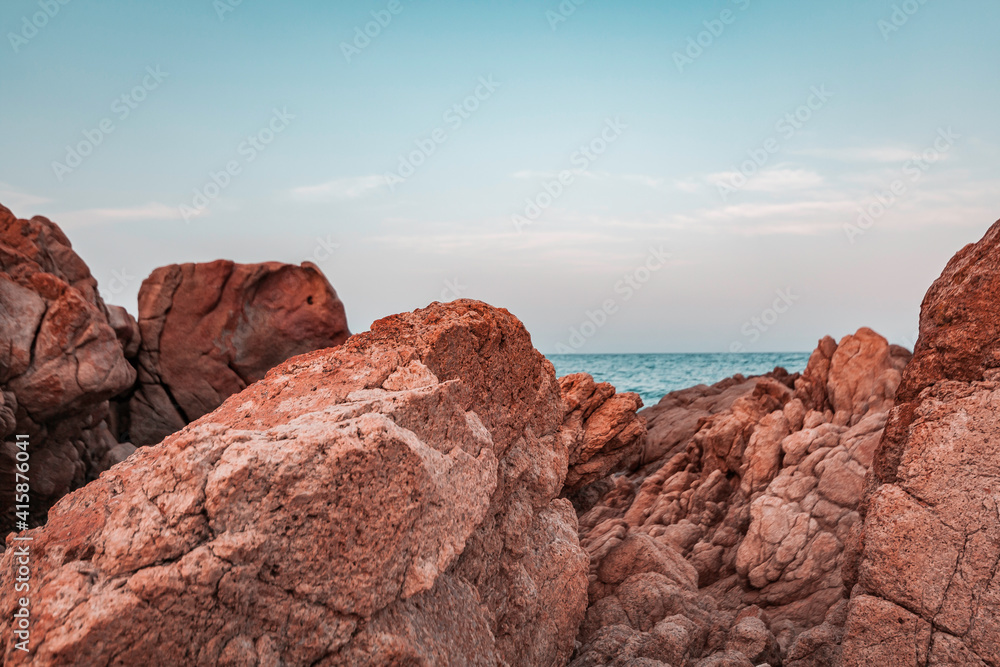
[724,616,780,665]
[825,327,904,426]
[641,375,768,465]
[0,300,588,666]
[127,259,350,446]
[0,204,136,532]
[842,219,1000,664]
[106,304,141,359]
[561,373,646,497]
[895,218,1000,402]
[692,651,755,667]
[573,328,909,665]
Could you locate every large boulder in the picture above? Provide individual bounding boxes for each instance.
[0,204,136,533]
[841,219,1000,664]
[126,259,350,446]
[0,300,589,666]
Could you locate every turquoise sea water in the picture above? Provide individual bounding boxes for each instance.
[546,353,811,408]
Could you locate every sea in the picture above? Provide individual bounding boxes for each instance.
[546,353,812,409]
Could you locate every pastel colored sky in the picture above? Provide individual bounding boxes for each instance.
[2,0,998,353]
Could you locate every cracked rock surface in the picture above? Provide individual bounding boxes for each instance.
[126,259,350,446]
[0,204,136,533]
[841,218,1000,665]
[569,328,909,666]
[0,300,590,666]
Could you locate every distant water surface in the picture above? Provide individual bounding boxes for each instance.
[546,353,811,408]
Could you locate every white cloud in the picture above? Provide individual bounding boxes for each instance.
[618,173,666,189]
[674,178,703,193]
[0,184,50,213]
[793,146,919,163]
[708,168,825,193]
[512,170,665,188]
[57,202,182,228]
[291,175,385,200]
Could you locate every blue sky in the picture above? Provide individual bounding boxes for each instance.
[2,0,998,353]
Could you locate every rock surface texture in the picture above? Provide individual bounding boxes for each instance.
[0,301,598,666]
[0,203,354,536]
[569,328,910,666]
[126,259,350,446]
[0,205,136,533]
[841,219,1000,665]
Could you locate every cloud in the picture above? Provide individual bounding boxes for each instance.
[674,178,703,193]
[291,175,385,200]
[618,173,666,189]
[0,183,50,213]
[708,168,825,193]
[793,146,919,163]
[57,202,182,228]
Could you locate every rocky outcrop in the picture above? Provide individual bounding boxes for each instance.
[560,373,645,500]
[1,204,354,536]
[126,260,350,446]
[841,219,1000,665]
[571,328,910,666]
[0,205,136,533]
[0,300,589,666]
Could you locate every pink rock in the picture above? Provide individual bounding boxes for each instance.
[127,259,350,445]
[0,300,588,666]
[843,218,1000,663]
[0,204,135,532]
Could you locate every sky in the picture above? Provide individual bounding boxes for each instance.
[1,0,998,354]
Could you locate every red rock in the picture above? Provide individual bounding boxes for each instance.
[842,219,1000,663]
[0,300,588,666]
[573,329,909,665]
[0,204,135,532]
[560,373,646,497]
[127,259,350,446]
